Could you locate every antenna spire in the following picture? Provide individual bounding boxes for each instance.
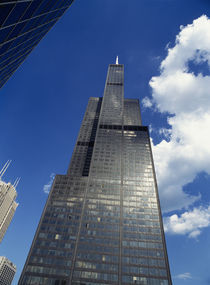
[0,160,12,179]
[13,177,21,188]
[116,56,119,65]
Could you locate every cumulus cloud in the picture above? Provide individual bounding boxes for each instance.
[174,272,192,280]
[147,15,210,212]
[43,173,55,194]
[164,206,210,238]
[158,128,172,140]
[142,96,153,108]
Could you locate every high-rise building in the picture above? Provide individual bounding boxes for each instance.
[19,60,172,285]
[0,256,16,285]
[0,161,19,243]
[0,0,74,88]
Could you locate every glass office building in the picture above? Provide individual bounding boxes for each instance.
[19,62,172,285]
[0,0,74,88]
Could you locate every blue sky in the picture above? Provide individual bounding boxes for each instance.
[1,0,210,284]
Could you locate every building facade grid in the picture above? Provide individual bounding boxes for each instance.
[0,256,16,285]
[19,63,172,285]
[0,0,74,88]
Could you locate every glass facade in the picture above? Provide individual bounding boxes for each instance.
[18,63,172,285]
[0,0,74,88]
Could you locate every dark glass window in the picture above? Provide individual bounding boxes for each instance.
[0,4,14,26]
[0,26,13,44]
[3,3,30,27]
[21,0,43,21]
[7,22,26,41]
[33,0,52,17]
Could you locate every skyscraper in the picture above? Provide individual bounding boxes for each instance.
[0,161,19,243]
[0,0,74,88]
[19,60,172,285]
[0,256,16,285]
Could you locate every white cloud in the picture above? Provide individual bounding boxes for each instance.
[43,173,55,194]
[164,206,210,238]
[142,96,153,108]
[175,272,192,280]
[158,128,172,140]
[147,15,210,212]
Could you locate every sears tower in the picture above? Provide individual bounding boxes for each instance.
[19,60,172,285]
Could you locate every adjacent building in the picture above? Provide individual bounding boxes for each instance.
[19,61,172,285]
[0,161,19,243]
[0,256,16,285]
[0,0,74,88]
[0,180,18,243]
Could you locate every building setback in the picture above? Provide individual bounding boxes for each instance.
[19,61,172,285]
[0,0,74,88]
[0,256,16,285]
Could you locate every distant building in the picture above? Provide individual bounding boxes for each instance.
[0,256,16,285]
[0,0,75,88]
[0,161,19,243]
[19,59,172,285]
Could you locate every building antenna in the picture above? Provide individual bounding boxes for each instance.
[116,56,119,65]
[13,177,21,188]
[13,178,18,188]
[0,160,12,179]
